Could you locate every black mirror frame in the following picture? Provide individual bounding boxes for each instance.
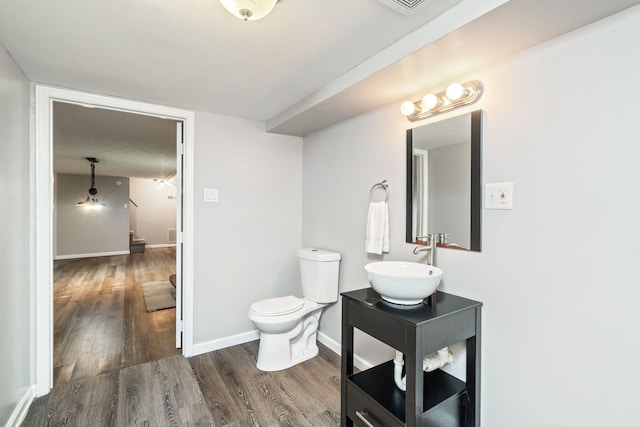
[405,109,483,251]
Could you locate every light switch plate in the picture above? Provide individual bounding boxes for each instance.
[485,182,513,210]
[203,188,219,203]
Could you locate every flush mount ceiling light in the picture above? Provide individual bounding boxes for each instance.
[76,157,106,209]
[219,0,279,21]
[401,80,483,122]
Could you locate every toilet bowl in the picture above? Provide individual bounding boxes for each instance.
[249,296,324,371]
[248,248,341,371]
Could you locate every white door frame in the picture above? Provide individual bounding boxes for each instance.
[34,85,195,396]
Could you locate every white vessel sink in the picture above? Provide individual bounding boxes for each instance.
[365,261,443,305]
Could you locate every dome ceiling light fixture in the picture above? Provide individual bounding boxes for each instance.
[219,0,279,21]
[77,157,106,209]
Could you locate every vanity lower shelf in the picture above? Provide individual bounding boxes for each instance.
[346,361,468,426]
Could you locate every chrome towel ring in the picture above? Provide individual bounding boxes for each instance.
[369,180,389,202]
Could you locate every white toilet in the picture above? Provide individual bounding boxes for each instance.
[248,248,341,371]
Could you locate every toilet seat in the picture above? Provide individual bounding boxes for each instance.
[250,295,304,316]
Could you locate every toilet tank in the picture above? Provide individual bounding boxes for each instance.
[298,248,341,303]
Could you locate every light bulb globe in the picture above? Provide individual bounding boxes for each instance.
[400,101,416,116]
[445,83,465,101]
[421,94,439,111]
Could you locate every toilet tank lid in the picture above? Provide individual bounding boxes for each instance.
[298,248,341,261]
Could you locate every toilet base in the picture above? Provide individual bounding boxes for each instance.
[255,310,322,372]
[256,337,319,372]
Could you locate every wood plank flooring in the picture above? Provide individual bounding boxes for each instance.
[190,341,341,426]
[23,371,121,426]
[117,356,214,426]
[52,248,180,385]
[24,248,341,426]
[23,342,341,426]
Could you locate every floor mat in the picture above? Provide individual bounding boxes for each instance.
[142,280,176,312]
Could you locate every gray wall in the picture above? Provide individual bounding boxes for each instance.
[428,142,470,248]
[303,7,640,426]
[55,174,130,258]
[129,177,177,245]
[192,112,302,345]
[0,45,31,425]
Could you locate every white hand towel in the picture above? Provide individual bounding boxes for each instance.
[365,201,389,254]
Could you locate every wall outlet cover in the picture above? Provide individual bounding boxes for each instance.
[485,182,513,210]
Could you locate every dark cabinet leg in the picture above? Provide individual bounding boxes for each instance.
[466,307,482,426]
[405,329,422,427]
[342,300,354,427]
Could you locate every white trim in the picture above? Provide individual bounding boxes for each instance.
[317,331,340,355]
[34,85,195,395]
[190,330,261,357]
[182,111,195,356]
[190,329,373,370]
[54,250,130,260]
[6,385,36,427]
[174,121,183,349]
[354,352,374,371]
[145,243,177,249]
[34,86,53,397]
[318,332,372,371]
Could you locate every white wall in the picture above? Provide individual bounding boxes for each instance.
[303,6,640,426]
[303,86,416,368]
[55,173,130,258]
[129,177,177,245]
[429,142,470,247]
[0,46,32,425]
[192,112,302,347]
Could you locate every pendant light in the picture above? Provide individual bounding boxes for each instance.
[219,0,279,21]
[77,157,106,209]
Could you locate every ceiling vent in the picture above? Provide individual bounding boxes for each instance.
[376,0,428,15]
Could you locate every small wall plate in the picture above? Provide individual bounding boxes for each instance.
[485,182,513,210]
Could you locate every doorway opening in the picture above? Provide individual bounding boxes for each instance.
[35,86,195,396]
[52,101,181,385]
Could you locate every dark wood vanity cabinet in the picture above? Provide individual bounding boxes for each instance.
[341,288,482,427]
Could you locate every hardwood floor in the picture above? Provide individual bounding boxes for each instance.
[52,248,180,385]
[190,341,341,426]
[24,248,342,426]
[23,342,341,426]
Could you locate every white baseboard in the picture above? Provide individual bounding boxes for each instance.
[6,385,36,427]
[317,331,340,355]
[145,243,177,248]
[318,332,373,371]
[190,329,374,371]
[190,330,260,357]
[54,250,130,260]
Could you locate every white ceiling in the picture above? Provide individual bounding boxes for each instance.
[2,0,639,177]
[53,101,179,179]
[0,0,463,122]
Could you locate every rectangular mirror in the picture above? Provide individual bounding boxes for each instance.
[405,110,482,251]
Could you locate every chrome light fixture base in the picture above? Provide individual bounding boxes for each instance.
[402,80,483,122]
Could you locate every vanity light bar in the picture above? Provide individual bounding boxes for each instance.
[401,80,483,122]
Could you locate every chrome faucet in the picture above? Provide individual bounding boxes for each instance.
[413,233,435,266]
